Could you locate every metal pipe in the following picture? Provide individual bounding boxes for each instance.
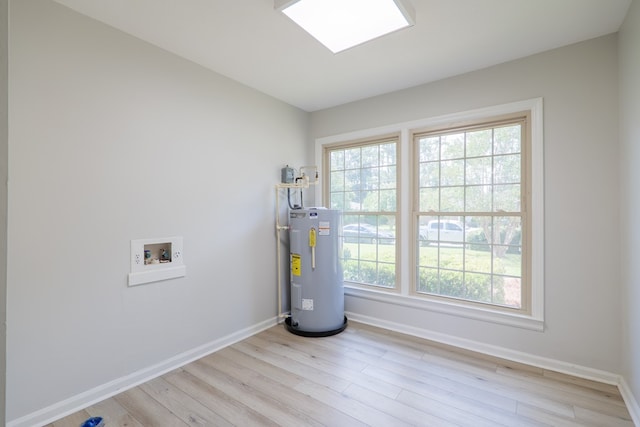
[274,166,319,322]
[275,185,290,322]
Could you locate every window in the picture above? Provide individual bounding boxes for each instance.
[414,114,530,313]
[315,98,543,329]
[325,137,398,288]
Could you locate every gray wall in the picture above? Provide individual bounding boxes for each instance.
[311,35,621,373]
[7,0,307,421]
[0,0,8,423]
[620,0,640,405]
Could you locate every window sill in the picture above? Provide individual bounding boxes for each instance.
[344,285,544,331]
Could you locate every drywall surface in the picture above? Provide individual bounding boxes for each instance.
[620,0,640,404]
[7,0,307,421]
[0,0,8,423]
[311,35,621,373]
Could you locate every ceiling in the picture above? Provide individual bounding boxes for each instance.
[52,0,632,112]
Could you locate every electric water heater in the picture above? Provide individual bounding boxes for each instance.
[287,208,346,336]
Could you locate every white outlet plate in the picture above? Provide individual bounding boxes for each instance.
[128,236,185,286]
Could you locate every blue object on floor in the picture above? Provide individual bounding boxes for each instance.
[80,417,104,427]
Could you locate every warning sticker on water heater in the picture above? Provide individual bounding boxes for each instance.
[291,254,301,276]
[302,299,314,311]
[318,221,330,236]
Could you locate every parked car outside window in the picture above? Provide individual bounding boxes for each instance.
[422,220,478,243]
[343,224,395,244]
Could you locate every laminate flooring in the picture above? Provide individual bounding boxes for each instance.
[47,321,634,426]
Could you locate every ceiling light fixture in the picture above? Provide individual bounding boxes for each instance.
[275,0,415,54]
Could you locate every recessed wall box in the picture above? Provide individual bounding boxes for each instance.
[129,236,185,286]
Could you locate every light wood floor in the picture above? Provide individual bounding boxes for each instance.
[47,321,634,427]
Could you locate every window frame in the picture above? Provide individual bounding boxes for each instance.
[411,112,532,315]
[323,134,401,291]
[314,98,544,331]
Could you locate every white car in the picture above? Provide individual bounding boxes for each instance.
[423,220,467,243]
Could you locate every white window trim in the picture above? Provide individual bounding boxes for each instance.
[315,98,544,331]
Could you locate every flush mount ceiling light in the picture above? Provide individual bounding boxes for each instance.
[275,0,415,54]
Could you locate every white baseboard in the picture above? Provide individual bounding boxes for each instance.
[618,377,640,426]
[7,317,278,427]
[346,312,622,385]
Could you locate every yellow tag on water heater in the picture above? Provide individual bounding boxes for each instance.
[291,254,301,276]
[309,228,317,248]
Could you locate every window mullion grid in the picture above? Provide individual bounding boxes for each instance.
[332,139,400,289]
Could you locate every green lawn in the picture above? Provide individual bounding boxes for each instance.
[343,241,521,277]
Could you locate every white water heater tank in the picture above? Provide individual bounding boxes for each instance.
[288,208,346,336]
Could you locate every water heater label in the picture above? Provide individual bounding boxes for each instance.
[302,299,314,310]
[291,254,301,276]
[318,221,330,235]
